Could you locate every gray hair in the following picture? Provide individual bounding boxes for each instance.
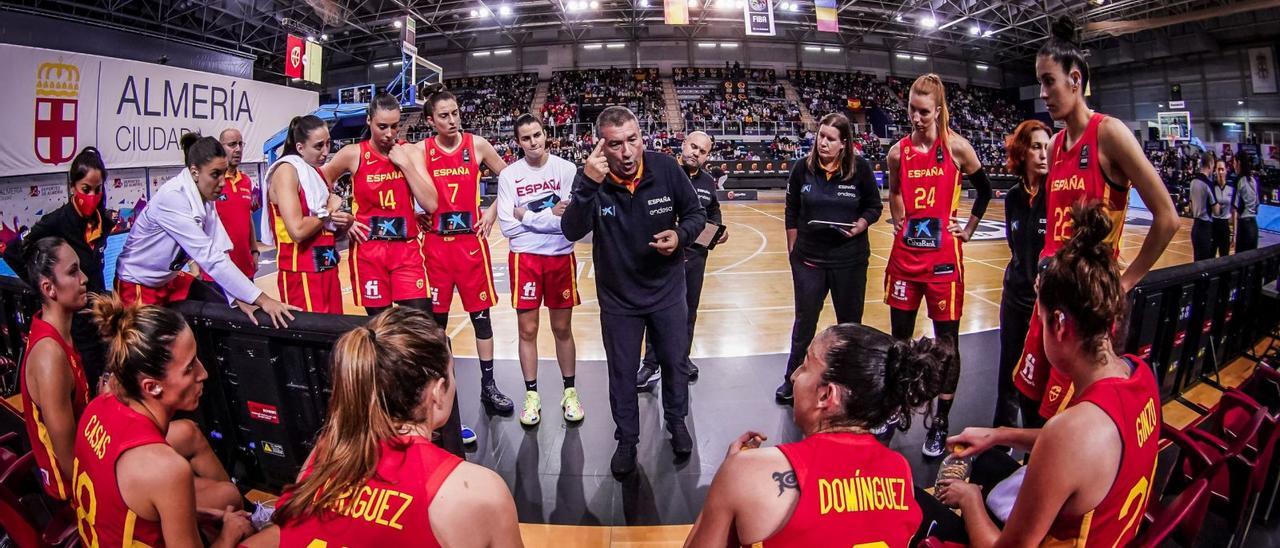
[595,106,639,136]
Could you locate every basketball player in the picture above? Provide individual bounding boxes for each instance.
[6,146,114,385]
[243,308,520,547]
[115,135,297,327]
[265,115,355,315]
[935,202,1161,548]
[76,296,251,548]
[20,237,90,501]
[685,324,950,546]
[214,128,259,278]
[1013,18,1178,421]
[322,93,439,315]
[883,74,992,457]
[561,106,706,477]
[417,90,514,428]
[637,130,727,388]
[495,113,583,426]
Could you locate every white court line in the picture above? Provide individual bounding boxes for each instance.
[743,204,785,222]
[712,221,768,274]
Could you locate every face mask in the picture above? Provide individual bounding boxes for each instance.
[73,190,102,218]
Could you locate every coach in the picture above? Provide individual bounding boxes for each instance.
[562,106,706,477]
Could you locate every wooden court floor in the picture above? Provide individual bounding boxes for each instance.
[253,194,1200,360]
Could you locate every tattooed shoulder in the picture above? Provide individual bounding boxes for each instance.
[771,470,798,497]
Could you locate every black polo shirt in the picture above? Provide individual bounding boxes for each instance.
[686,167,722,258]
[1002,181,1046,311]
[783,155,883,267]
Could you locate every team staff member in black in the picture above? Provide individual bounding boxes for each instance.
[7,147,116,386]
[562,106,707,477]
[994,120,1050,430]
[776,113,882,403]
[1188,152,1217,261]
[638,131,726,388]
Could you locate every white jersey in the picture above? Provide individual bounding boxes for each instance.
[115,171,261,305]
[496,154,577,255]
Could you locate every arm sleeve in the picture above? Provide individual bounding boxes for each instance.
[967,167,994,219]
[560,171,599,242]
[857,159,883,225]
[674,166,707,247]
[152,196,262,305]
[495,171,526,239]
[784,164,804,230]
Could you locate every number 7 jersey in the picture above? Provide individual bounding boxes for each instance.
[887,135,963,283]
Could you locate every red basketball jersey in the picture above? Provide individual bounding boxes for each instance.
[1043,355,1161,546]
[354,140,418,239]
[761,433,921,547]
[887,135,963,282]
[72,395,167,548]
[1042,113,1129,260]
[213,170,257,278]
[278,436,463,548]
[20,313,90,501]
[423,133,482,232]
[269,167,338,273]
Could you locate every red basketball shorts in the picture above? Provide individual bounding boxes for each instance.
[349,239,429,308]
[116,274,195,306]
[1012,304,1076,419]
[423,233,496,314]
[277,269,343,314]
[883,273,963,321]
[509,252,580,310]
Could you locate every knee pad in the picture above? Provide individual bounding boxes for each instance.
[470,310,494,340]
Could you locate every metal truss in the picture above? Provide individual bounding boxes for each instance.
[0,0,1271,77]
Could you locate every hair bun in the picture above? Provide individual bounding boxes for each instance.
[1063,200,1113,262]
[1050,16,1078,43]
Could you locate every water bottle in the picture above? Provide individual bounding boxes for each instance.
[934,447,973,498]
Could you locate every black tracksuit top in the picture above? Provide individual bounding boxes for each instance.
[561,151,707,314]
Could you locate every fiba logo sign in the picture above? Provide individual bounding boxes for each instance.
[34,60,81,165]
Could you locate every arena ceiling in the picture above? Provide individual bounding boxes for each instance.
[3,0,1278,77]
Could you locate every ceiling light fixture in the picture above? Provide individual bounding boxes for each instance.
[920,16,936,28]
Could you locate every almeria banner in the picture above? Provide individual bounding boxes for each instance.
[0,44,318,177]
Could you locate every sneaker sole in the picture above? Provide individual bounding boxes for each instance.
[921,443,945,458]
[462,435,478,444]
[520,411,541,426]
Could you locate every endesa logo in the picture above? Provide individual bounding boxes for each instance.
[34,60,81,165]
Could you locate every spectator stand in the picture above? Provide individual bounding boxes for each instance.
[674,67,803,137]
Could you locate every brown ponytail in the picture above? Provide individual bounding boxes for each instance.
[1036,200,1128,357]
[274,307,451,524]
[90,294,188,400]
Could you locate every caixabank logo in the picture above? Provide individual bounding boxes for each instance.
[34,60,81,166]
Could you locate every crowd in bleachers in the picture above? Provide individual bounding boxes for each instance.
[789,70,904,123]
[443,73,538,135]
[676,67,800,133]
[543,68,666,124]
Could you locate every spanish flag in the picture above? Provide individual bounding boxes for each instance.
[665,0,689,25]
[815,0,838,32]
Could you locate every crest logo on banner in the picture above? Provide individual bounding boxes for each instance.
[285,35,304,79]
[34,60,80,165]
